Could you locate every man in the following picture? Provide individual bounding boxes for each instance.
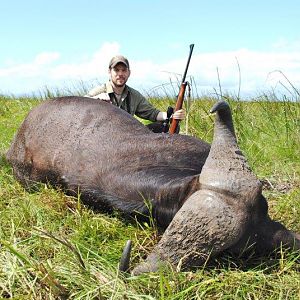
[85,55,185,132]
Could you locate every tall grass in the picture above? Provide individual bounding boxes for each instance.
[0,90,300,299]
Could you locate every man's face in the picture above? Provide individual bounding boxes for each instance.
[109,63,130,87]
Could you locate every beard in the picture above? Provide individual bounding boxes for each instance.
[112,77,127,88]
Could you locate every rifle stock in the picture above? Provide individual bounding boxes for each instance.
[169,44,194,135]
[169,82,187,134]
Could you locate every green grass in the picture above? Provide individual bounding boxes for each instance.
[0,93,300,299]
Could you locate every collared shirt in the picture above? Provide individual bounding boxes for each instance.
[85,81,160,122]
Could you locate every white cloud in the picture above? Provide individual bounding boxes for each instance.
[1,41,300,98]
[0,51,60,78]
[34,52,60,65]
[49,42,121,79]
[272,37,300,51]
[132,48,300,98]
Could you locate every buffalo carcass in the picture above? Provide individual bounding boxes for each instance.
[6,96,300,275]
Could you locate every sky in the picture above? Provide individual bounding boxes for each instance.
[1,0,300,98]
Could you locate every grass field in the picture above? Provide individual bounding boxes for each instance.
[0,93,299,299]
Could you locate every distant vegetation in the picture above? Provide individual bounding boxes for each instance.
[0,89,299,299]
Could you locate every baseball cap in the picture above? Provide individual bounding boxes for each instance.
[109,55,130,69]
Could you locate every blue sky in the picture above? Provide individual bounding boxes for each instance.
[1,0,300,98]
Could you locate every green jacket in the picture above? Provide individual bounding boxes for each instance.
[85,81,160,122]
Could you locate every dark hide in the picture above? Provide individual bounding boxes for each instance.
[6,96,210,229]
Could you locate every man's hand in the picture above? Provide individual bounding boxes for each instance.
[172,108,185,120]
[156,108,186,122]
[91,93,111,102]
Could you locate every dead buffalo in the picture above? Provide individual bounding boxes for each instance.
[6,96,300,275]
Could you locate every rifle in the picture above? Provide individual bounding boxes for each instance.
[169,44,194,134]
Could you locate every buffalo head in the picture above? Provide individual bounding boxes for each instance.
[131,101,300,275]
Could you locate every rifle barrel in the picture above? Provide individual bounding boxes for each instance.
[181,44,194,84]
